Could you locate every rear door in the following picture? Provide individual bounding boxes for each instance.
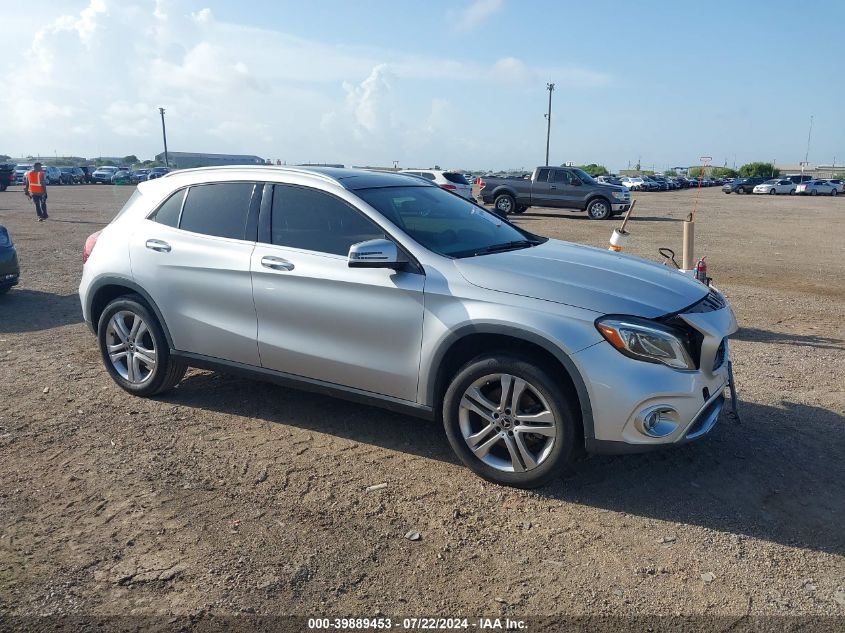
[529,168,554,207]
[250,184,425,401]
[129,181,261,366]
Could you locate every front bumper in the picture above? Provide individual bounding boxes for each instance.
[611,202,631,212]
[575,299,737,454]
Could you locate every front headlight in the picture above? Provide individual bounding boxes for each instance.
[611,191,626,200]
[595,316,695,370]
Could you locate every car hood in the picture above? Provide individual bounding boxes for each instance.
[455,239,708,318]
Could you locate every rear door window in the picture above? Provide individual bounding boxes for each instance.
[536,168,550,182]
[179,182,255,240]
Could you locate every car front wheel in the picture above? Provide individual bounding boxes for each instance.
[98,296,186,397]
[442,355,577,488]
[586,198,611,220]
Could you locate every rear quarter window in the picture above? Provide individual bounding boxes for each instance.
[149,189,185,227]
[443,172,469,185]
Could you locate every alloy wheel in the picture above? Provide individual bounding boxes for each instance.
[458,373,557,473]
[106,310,157,384]
[496,197,513,214]
[588,200,609,219]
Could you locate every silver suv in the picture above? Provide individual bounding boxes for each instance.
[80,166,737,488]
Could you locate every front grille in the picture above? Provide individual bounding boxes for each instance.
[685,289,726,313]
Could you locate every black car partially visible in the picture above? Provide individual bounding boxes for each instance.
[0,225,19,295]
[0,163,15,192]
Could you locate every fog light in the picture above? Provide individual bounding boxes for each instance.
[636,405,679,438]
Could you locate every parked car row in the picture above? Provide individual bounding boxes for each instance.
[722,174,840,195]
[617,174,727,191]
[7,163,170,186]
[92,166,170,184]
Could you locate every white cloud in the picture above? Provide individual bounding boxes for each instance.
[453,0,504,32]
[0,0,610,167]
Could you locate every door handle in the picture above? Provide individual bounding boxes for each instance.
[261,256,295,271]
[145,239,171,253]
[550,185,557,190]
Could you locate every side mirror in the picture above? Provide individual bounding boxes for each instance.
[348,238,407,269]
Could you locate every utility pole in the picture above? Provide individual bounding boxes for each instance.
[159,107,169,168]
[801,115,813,179]
[544,83,555,166]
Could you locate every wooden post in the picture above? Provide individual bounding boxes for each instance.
[682,220,695,270]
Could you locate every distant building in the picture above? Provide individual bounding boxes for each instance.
[775,164,844,178]
[155,152,265,168]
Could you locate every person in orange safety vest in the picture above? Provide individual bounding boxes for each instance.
[24,162,49,221]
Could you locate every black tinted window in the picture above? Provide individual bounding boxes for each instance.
[151,189,185,227]
[443,172,469,185]
[536,168,550,182]
[179,183,254,239]
[271,185,384,256]
[551,169,573,184]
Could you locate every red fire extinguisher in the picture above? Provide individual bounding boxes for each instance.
[694,256,709,285]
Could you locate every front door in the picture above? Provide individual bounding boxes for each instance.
[251,184,426,402]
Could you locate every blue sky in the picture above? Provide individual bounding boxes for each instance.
[1,0,842,171]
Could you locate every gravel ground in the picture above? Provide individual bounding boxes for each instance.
[0,183,843,628]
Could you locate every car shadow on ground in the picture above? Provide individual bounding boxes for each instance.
[732,326,844,350]
[166,373,844,554]
[0,289,83,333]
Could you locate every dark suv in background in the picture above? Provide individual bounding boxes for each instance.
[0,164,15,192]
[722,177,767,194]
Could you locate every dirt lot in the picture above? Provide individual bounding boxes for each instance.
[0,183,843,627]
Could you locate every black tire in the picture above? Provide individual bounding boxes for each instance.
[442,354,578,488]
[586,197,612,220]
[0,183,7,192]
[769,188,776,195]
[810,189,817,196]
[831,189,837,197]
[97,295,186,397]
[790,189,796,195]
[493,193,516,215]
[0,285,10,295]
[737,187,746,194]
[513,205,528,214]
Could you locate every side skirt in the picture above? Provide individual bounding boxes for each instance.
[171,351,435,421]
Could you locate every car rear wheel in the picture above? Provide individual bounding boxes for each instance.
[790,190,796,195]
[98,296,186,397]
[769,188,776,195]
[586,198,611,220]
[493,194,515,215]
[810,189,817,196]
[737,187,746,194]
[831,189,837,197]
[442,354,577,488]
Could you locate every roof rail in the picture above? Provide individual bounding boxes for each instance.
[160,165,340,185]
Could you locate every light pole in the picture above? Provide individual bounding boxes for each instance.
[544,83,555,166]
[802,115,813,179]
[159,107,169,168]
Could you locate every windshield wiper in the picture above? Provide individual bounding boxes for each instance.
[458,239,539,257]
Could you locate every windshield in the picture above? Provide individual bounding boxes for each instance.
[355,185,542,258]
